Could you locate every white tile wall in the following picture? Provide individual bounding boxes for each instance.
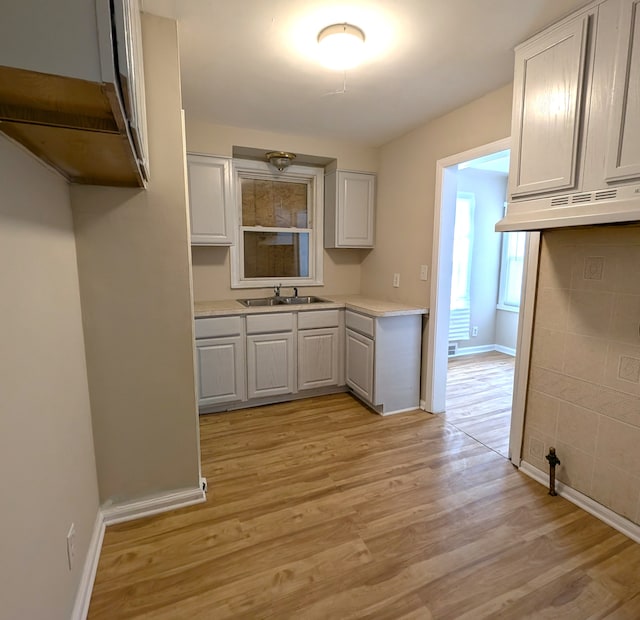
[524,225,640,525]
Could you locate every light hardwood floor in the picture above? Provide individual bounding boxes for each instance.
[445,351,515,458]
[89,393,640,619]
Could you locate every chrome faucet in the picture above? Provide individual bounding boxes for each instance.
[292,287,299,298]
[273,283,282,298]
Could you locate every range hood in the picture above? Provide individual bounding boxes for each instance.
[496,184,640,232]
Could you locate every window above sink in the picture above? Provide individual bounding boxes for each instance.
[230,160,324,289]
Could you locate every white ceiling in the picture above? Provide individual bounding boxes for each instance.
[142,0,590,148]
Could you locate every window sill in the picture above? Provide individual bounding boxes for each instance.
[496,304,520,313]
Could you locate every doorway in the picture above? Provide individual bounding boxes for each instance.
[423,138,540,464]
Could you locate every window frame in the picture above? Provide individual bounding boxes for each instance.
[450,192,475,312]
[497,228,526,312]
[230,160,324,289]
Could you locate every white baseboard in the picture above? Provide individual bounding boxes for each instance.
[451,344,516,357]
[379,406,422,416]
[70,486,206,619]
[494,344,516,356]
[451,344,495,357]
[519,461,640,544]
[70,510,105,620]
[102,486,206,526]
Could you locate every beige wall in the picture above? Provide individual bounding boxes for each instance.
[185,120,376,301]
[0,136,99,619]
[71,14,200,503]
[191,246,367,301]
[523,226,640,525]
[185,119,379,172]
[361,83,513,306]
[495,309,519,351]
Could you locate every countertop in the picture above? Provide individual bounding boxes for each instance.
[194,294,428,319]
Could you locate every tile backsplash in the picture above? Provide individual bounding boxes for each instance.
[524,225,640,525]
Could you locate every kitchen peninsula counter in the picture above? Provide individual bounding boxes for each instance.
[194,295,428,318]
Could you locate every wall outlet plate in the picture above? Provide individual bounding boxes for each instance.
[420,265,429,281]
[393,273,400,287]
[472,326,479,337]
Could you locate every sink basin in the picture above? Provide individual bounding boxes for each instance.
[278,296,328,304]
[238,296,328,307]
[238,297,281,307]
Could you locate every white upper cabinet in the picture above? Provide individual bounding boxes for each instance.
[187,154,234,246]
[499,0,640,231]
[325,170,375,248]
[510,16,589,197]
[605,0,640,182]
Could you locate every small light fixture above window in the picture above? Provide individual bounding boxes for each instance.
[266,151,296,171]
[317,23,366,71]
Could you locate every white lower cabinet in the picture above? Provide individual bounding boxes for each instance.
[246,332,295,398]
[345,329,374,402]
[195,306,421,414]
[298,327,340,390]
[196,336,245,406]
[195,315,245,408]
[345,310,422,415]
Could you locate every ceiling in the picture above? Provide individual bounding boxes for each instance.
[142,0,590,148]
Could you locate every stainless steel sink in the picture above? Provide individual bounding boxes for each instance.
[278,296,328,304]
[238,297,282,307]
[238,296,328,307]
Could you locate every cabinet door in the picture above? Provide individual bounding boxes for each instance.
[337,171,375,247]
[187,154,233,245]
[298,327,339,390]
[196,335,245,407]
[345,328,374,403]
[605,0,640,182]
[247,332,295,399]
[510,15,589,197]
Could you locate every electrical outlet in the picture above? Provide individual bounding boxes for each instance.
[392,273,400,287]
[472,326,479,337]
[200,477,208,493]
[66,523,76,571]
[420,264,429,281]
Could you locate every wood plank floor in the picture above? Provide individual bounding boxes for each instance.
[445,351,515,458]
[88,393,640,619]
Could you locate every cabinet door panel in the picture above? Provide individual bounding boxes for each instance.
[510,15,589,197]
[345,328,374,403]
[197,336,245,406]
[188,154,233,245]
[338,172,375,247]
[606,0,640,182]
[247,332,295,398]
[298,328,339,390]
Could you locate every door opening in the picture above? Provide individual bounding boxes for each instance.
[423,138,540,464]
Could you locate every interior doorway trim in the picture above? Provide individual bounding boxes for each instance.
[423,136,538,464]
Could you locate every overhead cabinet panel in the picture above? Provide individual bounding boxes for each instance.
[510,15,589,197]
[187,154,234,245]
[605,0,640,182]
[325,170,375,248]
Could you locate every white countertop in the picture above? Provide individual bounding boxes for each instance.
[194,294,428,319]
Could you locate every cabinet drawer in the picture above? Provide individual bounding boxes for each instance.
[246,312,294,334]
[298,309,340,329]
[345,310,375,338]
[195,315,242,339]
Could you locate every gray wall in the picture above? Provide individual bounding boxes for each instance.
[0,136,99,619]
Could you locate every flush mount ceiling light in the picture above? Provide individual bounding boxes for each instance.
[317,23,366,71]
[265,151,296,171]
